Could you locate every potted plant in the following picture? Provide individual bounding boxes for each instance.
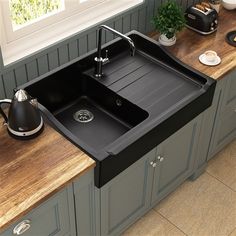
[152,0,186,46]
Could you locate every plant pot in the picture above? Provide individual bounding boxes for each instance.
[159,34,176,46]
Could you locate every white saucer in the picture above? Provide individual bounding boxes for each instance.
[199,54,221,66]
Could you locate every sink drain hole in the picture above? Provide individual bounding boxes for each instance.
[73,110,94,123]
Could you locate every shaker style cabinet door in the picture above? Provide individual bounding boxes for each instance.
[209,70,236,158]
[151,116,201,205]
[1,186,76,236]
[100,149,156,236]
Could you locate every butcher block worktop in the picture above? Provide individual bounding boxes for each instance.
[0,118,95,232]
[151,8,236,80]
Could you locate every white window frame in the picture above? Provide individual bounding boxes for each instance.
[2,0,106,43]
[0,0,144,66]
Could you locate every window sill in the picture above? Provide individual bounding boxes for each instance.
[1,0,143,66]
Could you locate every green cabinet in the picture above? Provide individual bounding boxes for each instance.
[100,116,202,236]
[73,170,98,236]
[0,170,97,236]
[208,70,236,159]
[100,149,156,236]
[189,71,236,174]
[1,186,76,236]
[191,80,223,176]
[151,115,201,205]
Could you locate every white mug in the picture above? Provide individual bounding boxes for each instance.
[204,50,218,62]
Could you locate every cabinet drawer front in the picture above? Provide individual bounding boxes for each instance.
[1,187,74,236]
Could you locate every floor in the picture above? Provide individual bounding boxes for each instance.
[123,139,236,236]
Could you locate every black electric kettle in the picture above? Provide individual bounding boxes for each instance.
[0,89,44,139]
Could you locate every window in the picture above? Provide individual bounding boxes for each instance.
[10,0,64,30]
[0,0,144,65]
[2,0,106,43]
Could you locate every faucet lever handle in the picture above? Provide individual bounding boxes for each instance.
[105,50,108,59]
[102,50,109,64]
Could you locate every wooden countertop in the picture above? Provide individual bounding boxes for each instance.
[0,118,95,232]
[151,8,236,80]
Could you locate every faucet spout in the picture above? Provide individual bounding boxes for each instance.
[94,25,136,78]
[128,38,135,57]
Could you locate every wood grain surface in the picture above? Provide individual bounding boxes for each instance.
[150,8,236,80]
[0,117,95,232]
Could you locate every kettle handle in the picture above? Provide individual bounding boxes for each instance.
[0,99,12,123]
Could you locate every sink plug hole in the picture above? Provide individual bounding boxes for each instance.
[73,110,94,123]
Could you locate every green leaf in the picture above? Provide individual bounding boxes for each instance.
[151,0,186,38]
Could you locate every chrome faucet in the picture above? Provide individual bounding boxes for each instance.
[94,25,135,78]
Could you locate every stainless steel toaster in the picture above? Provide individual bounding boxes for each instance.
[185,5,218,35]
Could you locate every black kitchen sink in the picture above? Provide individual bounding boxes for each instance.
[21,31,216,188]
[22,73,148,152]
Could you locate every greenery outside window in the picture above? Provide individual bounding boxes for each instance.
[1,0,105,43]
[10,0,65,30]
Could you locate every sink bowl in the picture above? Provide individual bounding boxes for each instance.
[23,72,148,151]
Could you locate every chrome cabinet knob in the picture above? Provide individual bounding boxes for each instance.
[13,220,31,235]
[150,161,157,167]
[157,155,164,162]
